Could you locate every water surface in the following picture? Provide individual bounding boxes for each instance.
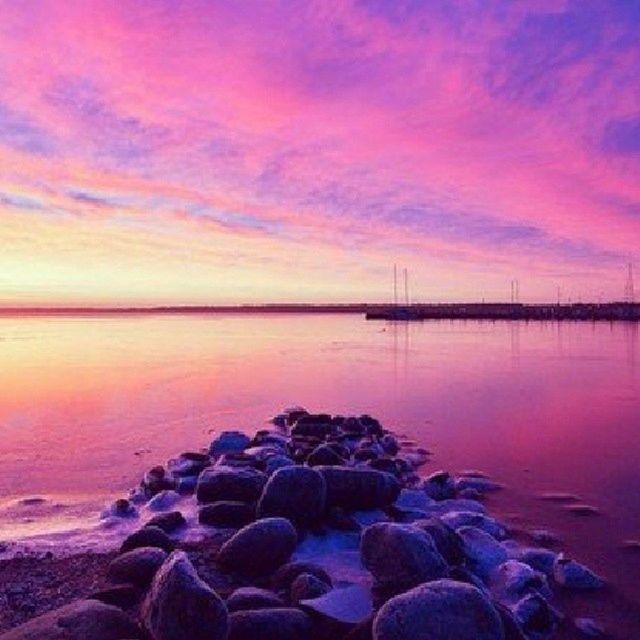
[0,313,639,633]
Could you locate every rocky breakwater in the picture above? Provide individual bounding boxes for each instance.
[0,407,608,640]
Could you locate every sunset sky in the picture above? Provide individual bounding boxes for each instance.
[1,0,639,305]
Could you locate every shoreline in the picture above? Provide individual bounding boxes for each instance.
[0,408,635,639]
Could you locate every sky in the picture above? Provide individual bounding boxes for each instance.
[0,0,639,306]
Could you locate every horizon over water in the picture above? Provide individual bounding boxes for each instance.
[0,313,639,636]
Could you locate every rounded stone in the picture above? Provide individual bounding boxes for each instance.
[228,608,313,640]
[257,466,326,527]
[290,573,331,603]
[196,466,267,504]
[317,466,400,511]
[373,579,504,640]
[199,501,255,528]
[217,517,298,576]
[272,561,333,591]
[226,587,285,612]
[142,551,228,640]
[120,526,175,554]
[108,547,168,587]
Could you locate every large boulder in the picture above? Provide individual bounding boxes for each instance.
[228,608,313,640]
[0,599,141,640]
[372,579,504,640]
[412,517,465,565]
[196,466,267,504]
[217,517,298,576]
[317,466,400,511]
[209,431,251,457]
[458,526,508,579]
[120,525,175,554]
[199,501,255,528]
[226,587,285,612]
[108,547,168,587]
[361,523,448,593]
[141,551,228,640]
[257,466,326,526]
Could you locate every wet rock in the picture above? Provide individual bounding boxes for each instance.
[574,617,606,637]
[394,488,434,511]
[0,599,142,640]
[290,572,331,603]
[489,560,548,603]
[217,517,298,576]
[512,593,561,640]
[412,517,465,565]
[529,529,560,547]
[422,470,456,500]
[367,458,400,476]
[148,490,182,512]
[380,434,399,455]
[272,561,333,591]
[265,454,296,474]
[372,579,504,640]
[89,583,141,609]
[257,466,326,527]
[104,498,137,518]
[507,545,558,576]
[226,587,285,612]
[142,551,228,640]
[228,607,312,640]
[455,476,502,493]
[318,466,400,511]
[199,501,255,528]
[441,511,507,539]
[553,555,604,589]
[146,510,186,533]
[108,547,168,587]
[120,525,175,554]
[196,466,267,504]
[361,522,447,593]
[494,602,528,640]
[142,466,176,497]
[424,498,487,516]
[307,443,345,466]
[209,431,251,457]
[169,452,210,477]
[300,585,373,626]
[458,526,508,579]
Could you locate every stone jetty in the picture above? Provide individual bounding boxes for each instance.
[0,408,607,640]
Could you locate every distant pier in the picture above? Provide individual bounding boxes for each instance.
[365,302,640,322]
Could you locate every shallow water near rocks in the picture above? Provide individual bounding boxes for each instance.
[0,313,639,636]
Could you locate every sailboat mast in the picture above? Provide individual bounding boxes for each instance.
[393,264,398,306]
[404,268,409,305]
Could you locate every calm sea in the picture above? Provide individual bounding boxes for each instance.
[1,313,639,634]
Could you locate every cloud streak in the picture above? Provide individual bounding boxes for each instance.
[0,0,638,304]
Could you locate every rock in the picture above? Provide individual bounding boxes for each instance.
[512,593,561,640]
[209,431,251,457]
[292,414,334,438]
[538,492,581,503]
[300,585,373,625]
[146,511,186,533]
[196,466,267,504]
[0,599,142,640]
[455,476,502,493]
[441,511,507,539]
[169,453,210,477]
[318,466,400,511]
[489,560,547,603]
[361,523,447,593]
[494,602,528,640]
[89,583,141,609]
[575,618,606,637]
[380,434,399,455]
[265,455,296,474]
[228,608,313,640]
[553,555,604,589]
[199,501,255,528]
[458,526,508,579]
[108,547,168,587]
[142,551,228,640]
[142,466,176,497]
[148,490,182,512]
[394,489,434,512]
[412,517,465,565]
[529,529,560,547]
[120,526,175,554]
[217,517,298,576]
[507,546,558,576]
[307,443,345,466]
[290,572,331,603]
[104,498,137,518]
[272,561,333,591]
[372,579,504,640]
[422,470,456,500]
[257,466,326,527]
[226,587,285,612]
